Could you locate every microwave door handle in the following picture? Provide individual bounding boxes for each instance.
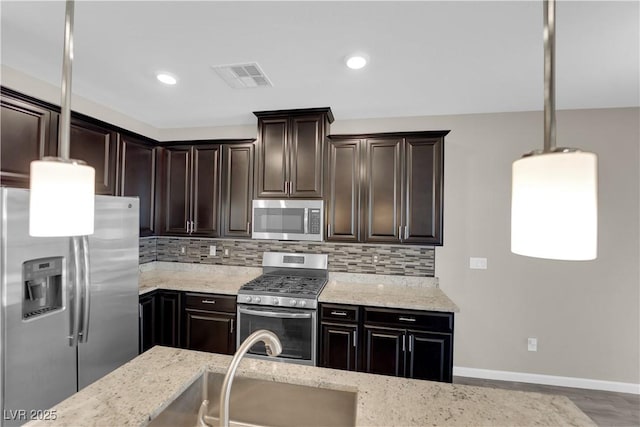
[304,208,309,234]
[68,236,82,347]
[79,235,91,343]
[238,307,313,319]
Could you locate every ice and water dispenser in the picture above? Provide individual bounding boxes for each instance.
[22,257,63,320]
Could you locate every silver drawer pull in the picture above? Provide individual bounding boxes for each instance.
[331,311,348,316]
[201,300,216,304]
[399,317,416,322]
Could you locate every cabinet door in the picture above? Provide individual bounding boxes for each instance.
[0,94,54,187]
[289,114,323,198]
[120,136,156,236]
[364,139,403,243]
[184,310,235,355]
[69,118,117,195]
[163,147,191,235]
[326,139,361,242]
[157,292,181,348]
[191,145,220,236]
[222,143,254,238]
[139,293,156,353]
[363,326,405,377]
[404,137,443,245]
[320,323,359,371]
[256,118,288,197]
[406,331,452,383]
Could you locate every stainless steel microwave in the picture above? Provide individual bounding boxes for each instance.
[252,200,324,241]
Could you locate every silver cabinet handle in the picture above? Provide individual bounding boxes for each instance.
[353,330,357,347]
[409,334,414,352]
[398,226,402,240]
[404,225,409,240]
[328,223,331,237]
[402,334,406,352]
[230,319,234,334]
[201,299,216,304]
[399,317,416,322]
[186,220,189,232]
[330,311,348,316]
[191,220,195,234]
[246,222,251,233]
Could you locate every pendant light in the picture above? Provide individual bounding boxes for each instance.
[29,0,95,237]
[511,0,598,261]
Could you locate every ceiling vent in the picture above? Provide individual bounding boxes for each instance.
[212,62,273,89]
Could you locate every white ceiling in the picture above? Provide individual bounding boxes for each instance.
[1,1,638,129]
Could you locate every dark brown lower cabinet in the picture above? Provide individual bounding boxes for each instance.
[320,304,454,383]
[183,293,236,355]
[363,308,454,383]
[138,292,156,353]
[156,291,181,347]
[138,290,181,353]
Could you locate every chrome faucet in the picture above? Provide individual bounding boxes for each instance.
[216,330,282,427]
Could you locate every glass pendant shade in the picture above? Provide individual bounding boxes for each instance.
[511,151,598,260]
[29,159,95,237]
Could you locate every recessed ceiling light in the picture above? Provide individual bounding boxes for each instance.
[156,72,177,85]
[345,54,368,70]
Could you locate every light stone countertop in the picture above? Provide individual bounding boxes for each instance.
[139,262,459,313]
[138,262,262,296]
[26,346,595,427]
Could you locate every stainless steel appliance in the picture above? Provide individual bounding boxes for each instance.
[237,252,328,366]
[251,199,324,241]
[0,188,139,426]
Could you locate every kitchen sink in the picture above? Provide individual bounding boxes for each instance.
[148,371,357,427]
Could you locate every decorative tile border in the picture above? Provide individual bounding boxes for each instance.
[141,236,435,277]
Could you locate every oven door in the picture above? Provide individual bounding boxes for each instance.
[237,305,317,366]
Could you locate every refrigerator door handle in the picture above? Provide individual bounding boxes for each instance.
[79,235,91,343]
[69,236,82,347]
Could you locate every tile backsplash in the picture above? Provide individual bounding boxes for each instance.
[139,236,435,277]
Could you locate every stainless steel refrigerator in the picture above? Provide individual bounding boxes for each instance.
[0,188,139,426]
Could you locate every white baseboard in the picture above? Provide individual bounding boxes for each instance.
[453,366,640,395]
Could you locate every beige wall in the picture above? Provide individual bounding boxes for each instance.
[4,68,638,384]
[335,108,640,385]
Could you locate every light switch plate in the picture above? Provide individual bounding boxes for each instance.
[209,245,216,256]
[528,337,538,352]
[469,257,488,269]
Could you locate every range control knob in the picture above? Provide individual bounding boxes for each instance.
[272,297,279,305]
[299,300,307,308]
[254,297,262,303]
[289,299,297,307]
[244,296,252,303]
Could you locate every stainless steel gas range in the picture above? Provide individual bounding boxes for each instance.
[237,252,328,366]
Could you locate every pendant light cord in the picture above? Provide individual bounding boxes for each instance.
[543,0,556,152]
[58,0,74,160]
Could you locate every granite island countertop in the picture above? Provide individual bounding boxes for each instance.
[140,262,459,313]
[26,346,595,427]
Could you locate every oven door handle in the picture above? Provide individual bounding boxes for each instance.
[239,307,313,319]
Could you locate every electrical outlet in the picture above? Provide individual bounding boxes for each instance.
[469,257,488,270]
[372,254,379,263]
[528,337,538,352]
[209,245,216,256]
[180,246,186,254]
[224,248,230,256]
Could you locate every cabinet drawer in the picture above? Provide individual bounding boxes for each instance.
[185,293,236,313]
[364,307,453,333]
[321,304,360,323]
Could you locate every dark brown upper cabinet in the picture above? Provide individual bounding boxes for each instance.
[119,134,158,236]
[0,91,56,188]
[69,117,117,195]
[254,108,333,199]
[221,142,255,238]
[328,131,447,246]
[325,138,362,242]
[162,144,221,237]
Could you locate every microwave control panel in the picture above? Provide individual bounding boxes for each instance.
[309,209,321,234]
